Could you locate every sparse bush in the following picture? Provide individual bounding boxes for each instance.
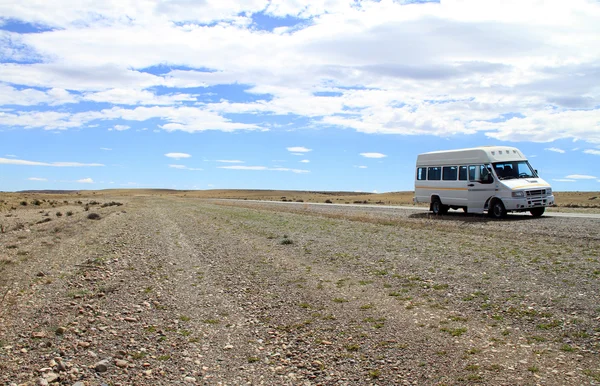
[87,213,101,220]
[325,199,332,204]
[20,201,27,206]
[66,211,73,216]
[56,212,63,217]
[100,201,123,208]
[32,199,41,206]
[280,238,294,245]
[36,218,52,224]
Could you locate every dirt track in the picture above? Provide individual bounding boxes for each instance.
[1,196,599,385]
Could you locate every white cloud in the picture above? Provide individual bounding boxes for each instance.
[553,179,576,182]
[77,178,94,184]
[300,159,310,163]
[165,152,191,159]
[0,0,599,146]
[565,174,597,180]
[28,177,47,181]
[4,154,17,157]
[168,164,203,171]
[584,149,600,156]
[109,124,130,131]
[357,165,367,169]
[360,152,387,159]
[216,160,244,163]
[287,147,312,153]
[100,147,112,151]
[545,147,565,154]
[0,157,104,167]
[218,165,309,174]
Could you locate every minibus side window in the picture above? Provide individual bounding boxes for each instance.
[459,166,468,180]
[428,167,441,180]
[442,166,458,180]
[417,167,427,180]
[469,165,493,183]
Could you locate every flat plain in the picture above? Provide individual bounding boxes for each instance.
[0,191,599,385]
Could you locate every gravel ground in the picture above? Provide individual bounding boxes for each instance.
[1,196,599,385]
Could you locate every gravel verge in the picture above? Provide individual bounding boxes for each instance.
[1,196,599,385]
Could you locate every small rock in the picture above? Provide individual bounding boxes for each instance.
[78,341,91,348]
[45,372,59,383]
[72,382,85,386]
[37,378,49,386]
[184,376,196,383]
[94,361,109,373]
[37,271,46,277]
[32,331,46,339]
[55,327,66,335]
[223,344,233,350]
[114,350,127,359]
[124,317,137,322]
[115,359,128,368]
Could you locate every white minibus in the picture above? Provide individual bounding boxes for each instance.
[414,146,554,218]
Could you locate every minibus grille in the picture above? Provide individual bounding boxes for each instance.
[526,189,546,197]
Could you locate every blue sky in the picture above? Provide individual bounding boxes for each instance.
[1,0,599,193]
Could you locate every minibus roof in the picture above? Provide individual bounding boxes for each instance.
[417,146,527,166]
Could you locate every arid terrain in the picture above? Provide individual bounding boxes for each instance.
[1,191,599,385]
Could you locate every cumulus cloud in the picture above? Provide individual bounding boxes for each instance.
[216,160,244,163]
[0,0,599,147]
[0,157,104,167]
[360,152,387,159]
[584,149,600,156]
[218,165,309,174]
[100,147,112,151]
[28,177,47,181]
[553,179,576,182]
[545,147,565,154]
[77,178,94,183]
[164,152,191,159]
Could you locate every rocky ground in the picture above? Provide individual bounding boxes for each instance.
[0,196,599,385]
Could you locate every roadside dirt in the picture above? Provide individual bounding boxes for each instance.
[1,196,599,385]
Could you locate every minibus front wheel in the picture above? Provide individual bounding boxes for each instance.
[530,207,545,217]
[488,199,507,219]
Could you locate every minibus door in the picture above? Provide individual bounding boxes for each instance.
[467,165,494,214]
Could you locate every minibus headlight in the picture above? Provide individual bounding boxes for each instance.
[512,191,525,198]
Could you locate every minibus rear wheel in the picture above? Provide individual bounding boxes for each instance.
[489,199,506,219]
[431,198,448,215]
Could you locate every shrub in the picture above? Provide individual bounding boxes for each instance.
[325,199,332,204]
[56,212,63,217]
[66,211,73,216]
[87,213,101,220]
[20,201,27,206]
[32,199,41,206]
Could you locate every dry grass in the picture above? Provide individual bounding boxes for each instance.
[2,189,597,212]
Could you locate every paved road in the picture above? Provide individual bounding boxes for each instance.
[223,199,600,219]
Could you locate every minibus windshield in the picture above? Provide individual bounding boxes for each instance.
[492,161,536,180]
